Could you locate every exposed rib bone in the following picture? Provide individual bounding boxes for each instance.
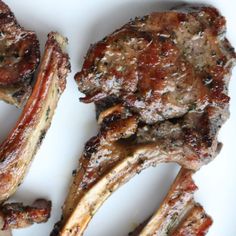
[129,168,212,236]
[59,129,207,236]
[0,32,70,202]
[171,204,212,236]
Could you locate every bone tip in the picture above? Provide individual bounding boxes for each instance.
[48,32,68,53]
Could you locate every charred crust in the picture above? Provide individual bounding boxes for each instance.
[83,136,101,159]
[95,96,121,116]
[37,130,47,146]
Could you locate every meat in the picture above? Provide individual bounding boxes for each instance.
[0,199,51,230]
[0,32,70,202]
[76,5,235,124]
[129,169,212,236]
[0,0,40,107]
[53,5,235,236]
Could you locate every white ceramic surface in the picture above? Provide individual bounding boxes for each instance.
[0,0,235,235]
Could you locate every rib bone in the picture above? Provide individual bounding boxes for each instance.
[0,32,70,202]
[129,168,212,236]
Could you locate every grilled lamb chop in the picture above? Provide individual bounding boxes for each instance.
[53,5,235,236]
[0,32,70,202]
[0,199,51,231]
[0,0,40,107]
[129,168,212,236]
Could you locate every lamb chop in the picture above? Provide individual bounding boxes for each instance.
[52,5,235,235]
[0,32,70,203]
[129,168,212,236]
[0,0,40,107]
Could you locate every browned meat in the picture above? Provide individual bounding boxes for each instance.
[0,199,51,230]
[76,5,235,124]
[0,32,70,202]
[53,5,235,236]
[0,0,40,107]
[129,169,212,236]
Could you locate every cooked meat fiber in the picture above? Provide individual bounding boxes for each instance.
[55,5,235,236]
[0,0,40,107]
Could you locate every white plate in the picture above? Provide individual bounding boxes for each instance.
[0,0,235,235]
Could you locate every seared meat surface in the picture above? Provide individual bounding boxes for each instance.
[0,199,51,230]
[76,5,235,124]
[0,0,40,107]
[54,5,235,236]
